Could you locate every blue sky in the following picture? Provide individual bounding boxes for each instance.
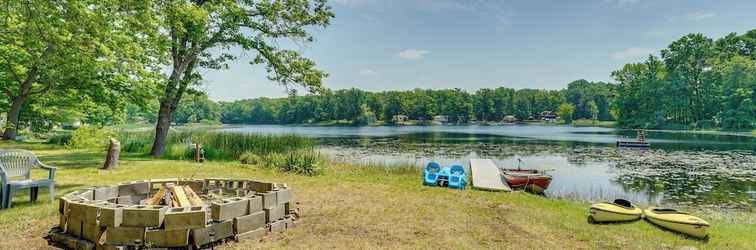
[202,0,756,101]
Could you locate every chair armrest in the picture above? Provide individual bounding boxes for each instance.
[0,171,6,187]
[0,163,6,185]
[37,160,56,180]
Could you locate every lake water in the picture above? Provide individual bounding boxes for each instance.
[218,124,756,209]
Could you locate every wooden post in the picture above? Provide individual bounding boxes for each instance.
[102,138,120,170]
[195,143,201,162]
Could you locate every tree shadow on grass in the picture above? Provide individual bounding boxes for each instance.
[38,152,104,169]
[37,152,155,169]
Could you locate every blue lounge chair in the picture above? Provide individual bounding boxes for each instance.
[437,165,451,187]
[447,163,467,189]
[423,161,442,186]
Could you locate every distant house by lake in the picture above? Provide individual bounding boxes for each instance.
[433,115,449,124]
[541,111,557,122]
[502,115,517,123]
[392,115,408,123]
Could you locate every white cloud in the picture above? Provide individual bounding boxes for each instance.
[396,49,431,60]
[685,11,716,21]
[610,47,655,60]
[359,69,378,76]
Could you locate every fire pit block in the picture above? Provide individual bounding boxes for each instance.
[121,205,167,227]
[260,191,278,209]
[164,206,207,230]
[67,218,83,237]
[103,227,145,246]
[247,181,275,192]
[82,222,103,242]
[265,204,285,223]
[269,219,286,233]
[99,203,126,227]
[236,227,266,241]
[191,220,234,248]
[248,195,263,213]
[117,180,151,196]
[276,189,292,204]
[145,228,190,248]
[69,200,105,224]
[94,186,119,201]
[234,211,266,234]
[211,197,249,221]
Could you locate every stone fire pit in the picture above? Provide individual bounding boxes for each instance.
[47,178,298,249]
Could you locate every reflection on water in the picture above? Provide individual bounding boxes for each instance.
[218,125,756,209]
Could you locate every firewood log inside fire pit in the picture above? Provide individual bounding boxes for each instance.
[149,183,205,207]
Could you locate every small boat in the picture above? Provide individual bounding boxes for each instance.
[446,163,467,189]
[423,161,442,186]
[589,199,642,223]
[502,159,552,193]
[644,207,709,239]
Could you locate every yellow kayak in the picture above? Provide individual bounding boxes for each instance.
[643,207,709,239]
[589,199,642,223]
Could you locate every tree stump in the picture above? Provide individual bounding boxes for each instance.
[102,138,120,170]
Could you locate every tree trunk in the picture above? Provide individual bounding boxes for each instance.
[150,102,175,157]
[2,95,28,140]
[149,43,197,157]
[102,138,121,170]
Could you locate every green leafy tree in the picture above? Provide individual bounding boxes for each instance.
[613,30,755,130]
[715,56,756,129]
[0,0,155,139]
[173,93,220,124]
[588,101,599,121]
[145,0,334,156]
[662,33,717,125]
[383,91,406,124]
[557,103,575,124]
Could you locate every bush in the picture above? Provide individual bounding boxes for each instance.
[239,152,262,165]
[264,150,323,176]
[67,126,115,149]
[165,144,190,160]
[118,131,154,153]
[123,140,149,153]
[47,132,73,145]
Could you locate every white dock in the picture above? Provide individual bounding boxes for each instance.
[469,159,512,192]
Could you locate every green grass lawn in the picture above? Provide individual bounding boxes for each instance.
[0,141,754,249]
